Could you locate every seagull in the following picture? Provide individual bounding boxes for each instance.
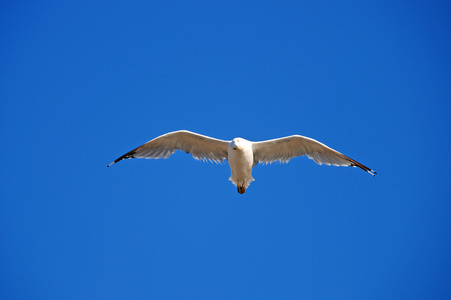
[108,130,376,194]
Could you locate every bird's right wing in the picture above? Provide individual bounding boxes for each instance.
[252,135,376,176]
[108,130,229,167]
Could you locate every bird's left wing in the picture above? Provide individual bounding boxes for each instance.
[252,135,376,176]
[108,130,229,167]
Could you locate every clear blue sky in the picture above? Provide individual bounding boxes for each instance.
[1,1,450,299]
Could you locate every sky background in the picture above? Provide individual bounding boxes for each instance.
[1,1,450,299]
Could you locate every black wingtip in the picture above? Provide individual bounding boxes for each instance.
[107,150,137,168]
[107,159,121,167]
[107,161,116,167]
[367,169,377,177]
[349,161,376,177]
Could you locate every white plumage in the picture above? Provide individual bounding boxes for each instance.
[108,130,376,194]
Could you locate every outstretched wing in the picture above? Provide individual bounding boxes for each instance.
[252,135,376,176]
[108,130,230,167]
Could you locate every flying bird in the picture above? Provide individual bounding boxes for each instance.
[108,130,376,194]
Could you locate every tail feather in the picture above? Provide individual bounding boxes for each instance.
[228,176,254,188]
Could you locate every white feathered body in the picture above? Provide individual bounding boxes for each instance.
[227,138,255,189]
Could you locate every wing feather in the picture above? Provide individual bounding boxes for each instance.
[108,130,229,167]
[252,135,376,176]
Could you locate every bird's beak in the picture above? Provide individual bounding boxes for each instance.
[237,146,242,150]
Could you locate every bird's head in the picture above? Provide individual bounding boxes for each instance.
[231,138,244,151]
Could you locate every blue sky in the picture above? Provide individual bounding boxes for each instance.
[1,1,450,299]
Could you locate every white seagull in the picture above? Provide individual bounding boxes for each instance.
[108,130,376,194]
